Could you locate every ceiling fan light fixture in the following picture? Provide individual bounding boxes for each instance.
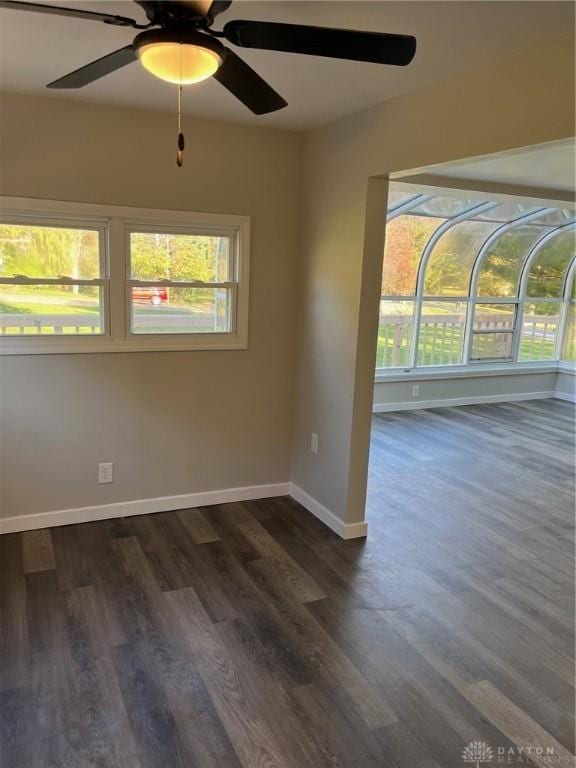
[135,30,224,85]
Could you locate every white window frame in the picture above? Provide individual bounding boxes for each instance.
[376,191,575,377]
[0,197,250,355]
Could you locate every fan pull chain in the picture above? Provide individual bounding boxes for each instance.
[176,43,185,167]
[176,84,185,167]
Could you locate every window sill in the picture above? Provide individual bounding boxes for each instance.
[375,361,560,383]
[0,335,248,355]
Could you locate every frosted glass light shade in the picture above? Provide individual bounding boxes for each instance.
[138,42,222,85]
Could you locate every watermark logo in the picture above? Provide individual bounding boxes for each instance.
[462,741,494,766]
[461,740,572,764]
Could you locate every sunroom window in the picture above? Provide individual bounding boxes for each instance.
[377,186,576,372]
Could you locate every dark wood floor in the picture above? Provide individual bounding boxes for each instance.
[1,399,574,768]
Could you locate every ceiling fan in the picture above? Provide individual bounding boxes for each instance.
[0,0,417,115]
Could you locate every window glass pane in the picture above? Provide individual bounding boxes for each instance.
[471,332,514,361]
[407,197,481,218]
[562,303,575,361]
[382,215,444,296]
[0,284,103,335]
[528,209,572,227]
[130,232,230,282]
[519,302,560,361]
[387,190,420,212]
[417,301,467,366]
[130,287,231,334]
[526,229,575,297]
[424,221,499,296]
[376,300,414,368]
[474,202,541,223]
[0,223,100,279]
[473,304,515,331]
[477,225,551,297]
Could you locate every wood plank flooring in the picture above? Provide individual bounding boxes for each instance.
[1,399,574,767]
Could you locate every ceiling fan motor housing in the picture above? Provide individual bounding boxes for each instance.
[134,1,232,27]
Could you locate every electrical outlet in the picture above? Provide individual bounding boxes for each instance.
[412,384,420,398]
[310,433,319,455]
[98,462,114,484]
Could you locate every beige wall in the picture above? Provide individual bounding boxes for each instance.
[373,371,559,410]
[0,93,302,519]
[1,35,574,527]
[556,371,576,400]
[291,39,575,525]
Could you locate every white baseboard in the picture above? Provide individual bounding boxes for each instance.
[555,390,576,403]
[0,480,368,540]
[289,483,368,540]
[0,482,290,535]
[373,390,556,413]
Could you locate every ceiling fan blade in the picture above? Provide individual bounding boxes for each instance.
[0,0,140,27]
[213,48,287,115]
[47,46,137,89]
[223,20,416,66]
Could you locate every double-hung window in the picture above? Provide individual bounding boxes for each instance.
[0,216,108,339]
[0,198,249,354]
[126,225,236,338]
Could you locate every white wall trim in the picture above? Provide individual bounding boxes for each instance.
[0,481,367,540]
[0,482,290,535]
[373,390,556,413]
[289,483,368,540]
[375,363,558,383]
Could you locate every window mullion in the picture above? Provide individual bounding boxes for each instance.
[108,217,126,341]
[0,278,105,286]
[126,280,234,288]
[409,294,422,368]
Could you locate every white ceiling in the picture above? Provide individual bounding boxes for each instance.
[0,1,574,129]
[398,140,576,195]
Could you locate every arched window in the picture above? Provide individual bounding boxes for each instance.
[562,270,576,362]
[377,189,576,371]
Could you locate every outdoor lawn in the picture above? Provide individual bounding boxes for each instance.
[0,287,228,335]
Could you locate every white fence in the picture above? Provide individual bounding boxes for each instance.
[0,312,225,335]
[0,314,101,335]
[377,312,558,367]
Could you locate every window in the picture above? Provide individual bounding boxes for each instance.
[127,228,235,337]
[0,220,106,337]
[476,224,552,297]
[417,301,467,365]
[423,221,500,297]
[471,303,515,362]
[519,302,561,361]
[376,300,414,368]
[381,216,443,296]
[377,186,575,372]
[563,301,576,362]
[525,229,575,298]
[0,198,249,354]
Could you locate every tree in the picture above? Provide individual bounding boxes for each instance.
[382,216,442,295]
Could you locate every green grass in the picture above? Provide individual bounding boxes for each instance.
[0,289,224,335]
[0,300,98,315]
